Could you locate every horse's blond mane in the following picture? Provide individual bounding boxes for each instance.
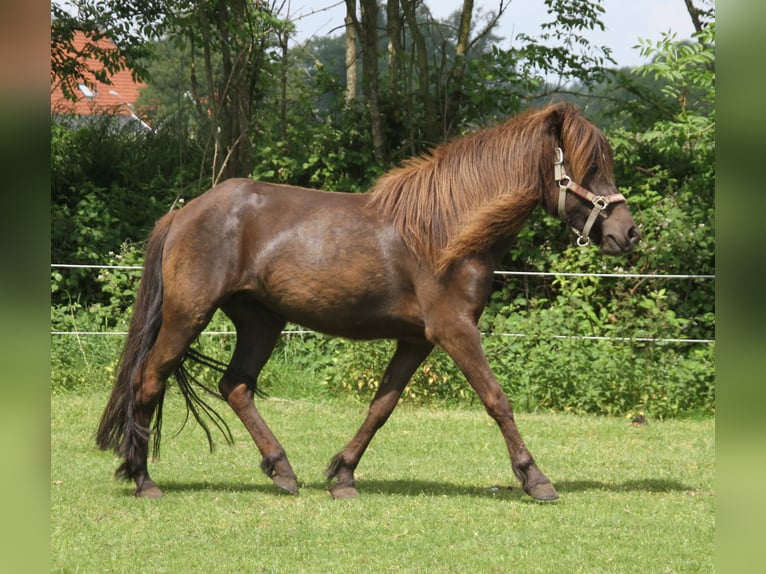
[366,102,612,274]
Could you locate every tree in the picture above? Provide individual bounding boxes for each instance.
[179,0,290,181]
[52,0,291,182]
[683,0,715,36]
[334,0,614,156]
[359,0,385,162]
[50,0,166,100]
[343,0,359,105]
[513,0,614,91]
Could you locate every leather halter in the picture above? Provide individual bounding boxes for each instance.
[554,147,626,246]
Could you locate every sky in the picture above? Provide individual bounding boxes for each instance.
[286,0,696,69]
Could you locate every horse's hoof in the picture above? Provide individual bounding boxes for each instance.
[329,483,359,500]
[135,480,163,499]
[273,474,299,496]
[525,481,559,501]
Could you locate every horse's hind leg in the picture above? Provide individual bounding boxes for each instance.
[128,320,208,498]
[327,340,433,499]
[219,297,298,495]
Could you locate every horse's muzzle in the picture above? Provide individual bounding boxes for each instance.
[601,224,641,254]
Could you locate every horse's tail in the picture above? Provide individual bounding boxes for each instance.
[96,210,235,477]
[95,211,177,471]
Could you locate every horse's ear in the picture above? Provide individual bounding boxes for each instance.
[546,102,568,139]
[546,102,578,141]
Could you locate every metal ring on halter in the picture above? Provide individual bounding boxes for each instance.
[592,196,608,210]
[576,233,590,247]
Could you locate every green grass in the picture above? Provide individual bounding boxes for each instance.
[51,391,714,573]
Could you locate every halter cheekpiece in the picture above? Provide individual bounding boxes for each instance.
[554,147,626,247]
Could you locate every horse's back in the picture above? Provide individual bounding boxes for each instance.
[164,178,363,257]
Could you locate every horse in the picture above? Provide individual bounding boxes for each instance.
[96,102,640,501]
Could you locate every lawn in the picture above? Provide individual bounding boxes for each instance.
[51,392,714,573]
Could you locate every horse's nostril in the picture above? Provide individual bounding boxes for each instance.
[628,226,641,244]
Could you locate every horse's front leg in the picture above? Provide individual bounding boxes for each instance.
[430,318,559,501]
[326,340,433,498]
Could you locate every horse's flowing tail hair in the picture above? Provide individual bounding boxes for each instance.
[95,210,233,479]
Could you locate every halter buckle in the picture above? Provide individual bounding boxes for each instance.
[554,147,566,182]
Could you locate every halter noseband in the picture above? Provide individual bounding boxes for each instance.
[554,147,626,246]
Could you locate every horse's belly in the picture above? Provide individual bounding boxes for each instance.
[251,264,425,340]
[288,309,425,341]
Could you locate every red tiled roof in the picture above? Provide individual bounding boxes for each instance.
[51,31,146,116]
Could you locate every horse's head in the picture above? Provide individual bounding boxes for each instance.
[541,106,640,254]
[549,146,640,254]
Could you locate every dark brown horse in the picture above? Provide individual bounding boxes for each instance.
[96,102,640,501]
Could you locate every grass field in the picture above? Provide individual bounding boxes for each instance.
[51,391,714,573]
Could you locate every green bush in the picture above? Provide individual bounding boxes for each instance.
[51,115,205,305]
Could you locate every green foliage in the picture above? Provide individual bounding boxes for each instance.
[515,0,615,88]
[478,296,714,419]
[50,322,123,395]
[50,3,715,419]
[50,115,205,304]
[458,46,538,128]
[305,339,469,405]
[51,0,172,99]
[608,24,715,342]
[634,26,715,116]
[52,243,141,393]
[252,105,383,192]
[477,239,714,419]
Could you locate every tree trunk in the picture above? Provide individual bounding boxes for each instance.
[359,0,385,162]
[386,0,403,97]
[683,0,704,35]
[400,0,439,145]
[344,0,358,105]
[278,24,289,141]
[444,0,473,136]
[216,0,254,180]
[195,3,223,186]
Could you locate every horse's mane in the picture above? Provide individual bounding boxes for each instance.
[366,102,614,274]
